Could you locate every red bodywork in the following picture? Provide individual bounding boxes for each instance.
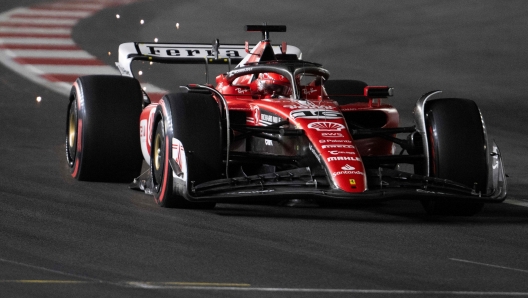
[139,38,398,194]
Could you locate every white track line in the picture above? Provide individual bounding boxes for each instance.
[35,4,105,10]
[0,27,71,34]
[2,253,528,295]
[451,258,528,274]
[8,8,93,17]
[118,282,528,296]
[5,49,92,58]
[0,37,75,45]
[1,18,78,25]
[0,257,104,283]
[31,65,119,75]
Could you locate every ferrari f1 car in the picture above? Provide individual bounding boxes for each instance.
[66,25,507,215]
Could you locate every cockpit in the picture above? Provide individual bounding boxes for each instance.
[221,62,331,101]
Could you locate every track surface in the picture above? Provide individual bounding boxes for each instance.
[1,1,528,297]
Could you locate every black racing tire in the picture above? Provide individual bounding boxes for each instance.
[151,92,222,208]
[323,79,369,104]
[421,98,488,216]
[66,75,143,182]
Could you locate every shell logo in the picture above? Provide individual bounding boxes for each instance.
[307,122,345,131]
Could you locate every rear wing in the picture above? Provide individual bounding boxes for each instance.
[116,42,302,78]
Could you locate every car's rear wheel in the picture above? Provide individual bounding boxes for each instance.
[151,92,221,208]
[66,75,143,182]
[420,98,488,216]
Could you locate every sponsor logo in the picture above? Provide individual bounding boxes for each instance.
[235,87,249,94]
[321,133,344,138]
[302,88,318,95]
[229,67,253,75]
[308,122,345,131]
[319,139,352,144]
[265,139,273,146]
[327,156,361,162]
[328,150,356,155]
[332,164,365,180]
[321,144,355,149]
[140,44,242,58]
[261,113,282,125]
[290,110,342,119]
[332,171,365,178]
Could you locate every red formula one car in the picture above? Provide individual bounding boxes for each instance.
[66,25,507,215]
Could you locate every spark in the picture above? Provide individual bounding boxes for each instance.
[140,19,144,25]
[36,96,42,102]
[138,71,143,76]
[116,14,120,19]
[176,23,180,29]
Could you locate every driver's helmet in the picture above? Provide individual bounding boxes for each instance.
[250,73,292,98]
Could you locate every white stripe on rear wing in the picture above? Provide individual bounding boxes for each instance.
[115,42,302,78]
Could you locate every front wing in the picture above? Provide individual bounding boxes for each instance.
[131,144,507,204]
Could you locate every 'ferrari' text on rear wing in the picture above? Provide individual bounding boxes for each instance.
[116,42,302,78]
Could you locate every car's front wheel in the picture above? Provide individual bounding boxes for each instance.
[420,98,488,216]
[150,92,222,208]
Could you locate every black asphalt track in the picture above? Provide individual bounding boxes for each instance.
[1,1,528,297]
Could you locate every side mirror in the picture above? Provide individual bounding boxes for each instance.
[364,86,394,98]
